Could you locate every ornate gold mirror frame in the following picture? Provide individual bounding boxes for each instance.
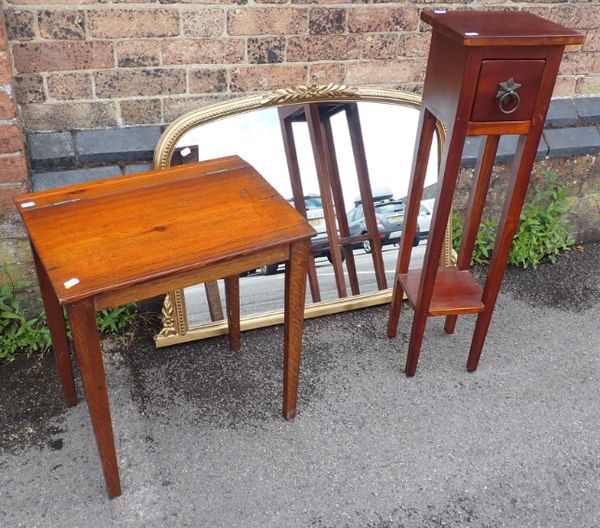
[153,84,450,347]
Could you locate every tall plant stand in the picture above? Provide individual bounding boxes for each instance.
[387,10,583,376]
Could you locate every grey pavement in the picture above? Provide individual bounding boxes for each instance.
[1,244,599,527]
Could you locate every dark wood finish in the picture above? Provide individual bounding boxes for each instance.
[278,111,321,303]
[399,268,484,316]
[15,156,315,498]
[204,281,224,322]
[322,115,360,296]
[224,275,240,352]
[304,103,348,298]
[283,239,310,420]
[471,60,545,122]
[420,10,584,47]
[279,102,392,304]
[66,299,121,499]
[32,245,77,407]
[388,10,583,376]
[444,134,499,334]
[345,104,388,291]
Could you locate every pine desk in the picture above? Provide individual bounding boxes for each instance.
[14,156,315,499]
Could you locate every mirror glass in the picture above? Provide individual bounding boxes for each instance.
[173,101,439,329]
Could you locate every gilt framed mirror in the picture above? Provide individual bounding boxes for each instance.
[153,84,451,347]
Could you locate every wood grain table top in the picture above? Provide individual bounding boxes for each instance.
[421,10,584,47]
[15,156,315,304]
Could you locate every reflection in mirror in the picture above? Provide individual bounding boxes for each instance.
[174,101,439,330]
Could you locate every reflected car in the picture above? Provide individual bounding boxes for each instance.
[260,194,328,275]
[418,199,434,240]
[347,198,420,253]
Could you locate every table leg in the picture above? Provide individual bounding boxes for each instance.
[32,246,77,407]
[282,240,309,421]
[224,275,240,351]
[66,299,121,499]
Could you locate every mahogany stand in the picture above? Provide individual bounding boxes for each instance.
[279,103,388,301]
[387,10,583,376]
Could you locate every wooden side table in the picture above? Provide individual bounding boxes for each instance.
[15,156,315,498]
[387,10,583,376]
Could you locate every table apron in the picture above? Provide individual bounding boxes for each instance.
[92,244,292,311]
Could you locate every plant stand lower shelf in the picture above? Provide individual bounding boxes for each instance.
[398,267,485,317]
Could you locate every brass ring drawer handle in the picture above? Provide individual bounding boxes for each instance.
[496,78,522,115]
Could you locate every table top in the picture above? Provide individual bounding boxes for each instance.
[421,10,584,47]
[15,156,315,304]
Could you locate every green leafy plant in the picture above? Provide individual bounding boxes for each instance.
[1,263,139,364]
[0,263,51,362]
[452,171,574,269]
[508,172,575,268]
[96,304,138,333]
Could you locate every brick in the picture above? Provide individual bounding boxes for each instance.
[163,95,225,123]
[0,125,24,155]
[398,32,430,57]
[47,72,92,100]
[22,102,118,131]
[32,166,123,193]
[363,34,398,60]
[544,5,600,31]
[75,126,162,164]
[595,56,600,75]
[182,9,224,38]
[552,76,576,98]
[230,65,307,92]
[88,9,179,38]
[162,39,244,65]
[13,74,44,104]
[247,37,285,64]
[309,8,345,35]
[159,0,237,3]
[558,52,596,76]
[7,0,102,4]
[575,76,600,96]
[292,0,368,4]
[189,69,227,93]
[0,91,17,119]
[348,7,418,33]
[38,9,85,40]
[0,154,28,183]
[544,127,600,158]
[0,13,8,49]
[119,99,163,126]
[583,31,600,52]
[227,8,307,36]
[573,97,600,125]
[0,52,13,84]
[12,41,113,74]
[545,98,578,128]
[4,9,35,41]
[27,131,74,169]
[116,40,160,68]
[0,183,28,211]
[346,60,414,85]
[287,35,361,62]
[94,68,186,98]
[309,63,345,85]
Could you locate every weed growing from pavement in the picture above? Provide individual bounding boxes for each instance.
[452,171,575,269]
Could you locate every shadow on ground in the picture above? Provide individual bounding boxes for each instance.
[1,243,599,527]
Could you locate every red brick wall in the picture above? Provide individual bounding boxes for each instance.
[2,1,599,132]
[0,5,30,281]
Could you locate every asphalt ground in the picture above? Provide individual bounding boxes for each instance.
[1,243,599,527]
